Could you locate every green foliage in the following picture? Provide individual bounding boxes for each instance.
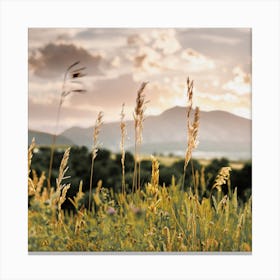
[28,145,252,252]
[30,148,252,211]
[231,162,252,201]
[28,172,252,252]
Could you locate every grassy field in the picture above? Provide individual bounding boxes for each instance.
[28,77,251,252]
[28,143,251,252]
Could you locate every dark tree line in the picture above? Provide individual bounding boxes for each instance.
[30,146,252,210]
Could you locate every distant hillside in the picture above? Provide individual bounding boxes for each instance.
[60,106,252,160]
[28,130,74,146]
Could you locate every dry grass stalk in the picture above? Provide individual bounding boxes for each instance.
[28,138,35,177]
[57,184,71,225]
[132,82,148,192]
[145,156,160,199]
[49,147,71,227]
[186,77,194,120]
[75,206,86,235]
[182,77,200,190]
[200,166,206,195]
[151,155,159,187]
[212,167,232,192]
[31,170,39,188]
[28,138,36,195]
[50,147,71,206]
[28,140,46,199]
[34,171,46,201]
[48,61,87,189]
[69,180,84,209]
[88,111,103,210]
[194,169,199,196]
[120,103,127,196]
[162,226,172,251]
[56,147,71,190]
[184,107,200,169]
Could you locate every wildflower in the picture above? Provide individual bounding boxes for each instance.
[106,207,116,215]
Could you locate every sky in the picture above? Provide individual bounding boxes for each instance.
[28,28,251,134]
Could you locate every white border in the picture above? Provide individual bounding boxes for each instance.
[1,1,279,279]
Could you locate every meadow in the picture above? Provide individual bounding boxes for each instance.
[28,74,251,252]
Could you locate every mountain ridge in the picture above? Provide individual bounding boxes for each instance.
[28,106,252,160]
[28,130,74,146]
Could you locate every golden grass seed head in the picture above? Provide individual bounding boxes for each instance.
[56,147,71,189]
[183,77,200,172]
[212,167,232,191]
[28,138,36,176]
[151,155,160,187]
[93,111,103,150]
[134,82,148,145]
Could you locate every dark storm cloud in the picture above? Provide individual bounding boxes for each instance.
[29,43,104,78]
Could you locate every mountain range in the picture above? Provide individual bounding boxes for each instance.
[29,106,252,160]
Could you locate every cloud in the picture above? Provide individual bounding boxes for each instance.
[74,28,128,50]
[151,29,182,55]
[130,45,215,82]
[181,48,215,71]
[124,29,185,79]
[146,81,184,108]
[232,107,251,119]
[28,28,83,51]
[28,28,252,133]
[196,91,239,103]
[178,28,251,48]
[133,46,162,74]
[195,89,251,119]
[127,33,150,46]
[127,29,181,55]
[28,79,62,102]
[223,66,251,95]
[198,34,242,46]
[29,43,104,78]
[177,28,251,73]
[111,56,121,68]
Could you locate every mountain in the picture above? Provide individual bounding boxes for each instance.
[60,106,252,160]
[28,130,74,146]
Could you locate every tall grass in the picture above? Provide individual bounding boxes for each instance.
[120,103,127,197]
[182,77,200,190]
[28,77,252,252]
[88,111,103,211]
[28,146,252,252]
[54,147,71,227]
[132,82,148,193]
[47,61,87,189]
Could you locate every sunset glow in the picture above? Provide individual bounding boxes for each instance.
[28,28,251,133]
